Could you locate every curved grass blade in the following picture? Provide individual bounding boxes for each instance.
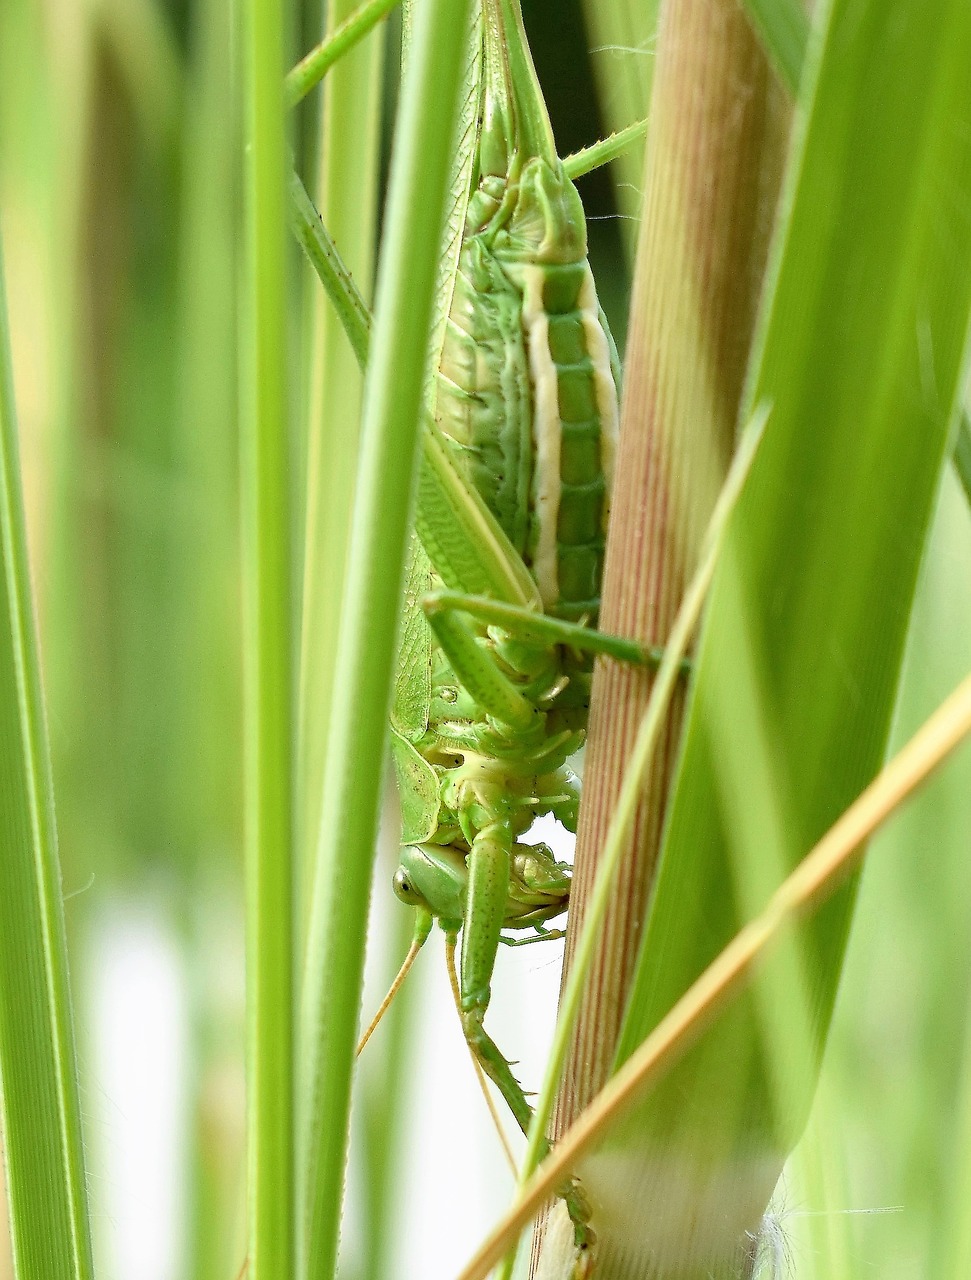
[288,172,371,384]
[0,234,94,1280]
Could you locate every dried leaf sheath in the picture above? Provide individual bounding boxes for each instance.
[546,0,790,1218]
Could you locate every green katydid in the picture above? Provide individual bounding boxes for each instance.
[371,0,680,1255]
[291,0,677,1253]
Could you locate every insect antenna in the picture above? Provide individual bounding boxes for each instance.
[444,932,518,1174]
[356,927,428,1056]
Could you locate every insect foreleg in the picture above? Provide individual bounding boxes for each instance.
[459,821,534,1136]
[459,823,595,1252]
[444,929,518,1171]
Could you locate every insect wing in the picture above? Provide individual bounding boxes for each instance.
[390,535,441,845]
[391,533,433,743]
[390,731,441,846]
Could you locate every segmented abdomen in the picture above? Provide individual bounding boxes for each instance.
[436,161,619,623]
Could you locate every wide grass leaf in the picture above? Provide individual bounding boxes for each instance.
[587,0,971,1273]
[0,235,94,1278]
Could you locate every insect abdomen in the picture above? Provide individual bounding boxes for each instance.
[517,258,618,622]
[437,167,619,624]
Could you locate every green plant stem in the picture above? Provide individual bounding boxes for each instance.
[297,1,473,1276]
[286,0,400,106]
[0,235,94,1279]
[241,0,294,1272]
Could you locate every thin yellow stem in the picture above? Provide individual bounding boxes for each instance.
[457,669,971,1280]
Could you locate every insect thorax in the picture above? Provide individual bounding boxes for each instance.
[436,156,619,624]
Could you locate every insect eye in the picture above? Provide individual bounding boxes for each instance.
[393,868,420,905]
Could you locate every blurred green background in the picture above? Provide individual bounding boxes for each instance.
[0,0,969,1277]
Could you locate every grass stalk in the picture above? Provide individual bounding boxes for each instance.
[297,3,474,1276]
[295,0,384,883]
[0,232,94,1280]
[549,0,787,1146]
[241,0,294,1272]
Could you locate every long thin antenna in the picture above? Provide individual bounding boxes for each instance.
[356,935,424,1056]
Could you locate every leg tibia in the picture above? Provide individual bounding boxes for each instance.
[461,1005,534,1136]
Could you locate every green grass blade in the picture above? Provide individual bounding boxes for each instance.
[172,0,243,1271]
[297,2,474,1276]
[579,0,659,256]
[562,117,647,181]
[600,0,971,1269]
[241,0,294,1271]
[0,234,94,1280]
[295,0,384,892]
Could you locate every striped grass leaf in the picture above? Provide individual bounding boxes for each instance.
[292,3,391,1276]
[787,478,971,1276]
[561,0,971,1274]
[296,3,476,1276]
[296,0,386,912]
[241,0,295,1270]
[0,230,94,1279]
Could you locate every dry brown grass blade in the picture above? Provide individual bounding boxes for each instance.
[456,669,971,1280]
